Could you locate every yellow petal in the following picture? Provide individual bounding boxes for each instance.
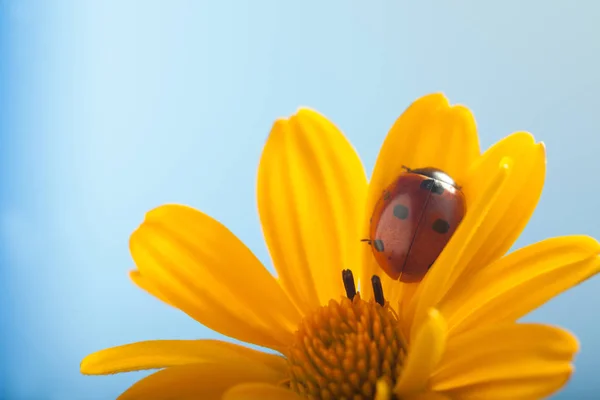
[460,133,546,265]
[361,93,480,301]
[80,339,286,375]
[395,309,447,397]
[129,270,175,308]
[410,132,545,334]
[223,383,302,400]
[440,235,600,335]
[130,205,301,351]
[444,374,572,400]
[117,361,285,400]
[431,323,578,400]
[406,157,510,334]
[258,108,368,311]
[406,393,451,400]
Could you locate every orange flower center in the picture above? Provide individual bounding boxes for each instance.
[286,294,406,399]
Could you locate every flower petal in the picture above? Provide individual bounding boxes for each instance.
[361,93,480,300]
[460,133,546,264]
[431,323,578,399]
[407,393,450,400]
[117,362,285,400]
[410,133,545,334]
[395,309,447,397]
[130,205,301,351]
[258,108,368,311]
[223,383,302,400]
[80,339,286,375]
[129,270,175,308]
[405,156,510,334]
[443,375,572,400]
[440,235,600,335]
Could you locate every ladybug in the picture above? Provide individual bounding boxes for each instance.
[366,166,466,284]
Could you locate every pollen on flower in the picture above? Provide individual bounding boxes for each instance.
[286,294,406,400]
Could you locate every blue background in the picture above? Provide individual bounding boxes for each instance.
[2,1,599,399]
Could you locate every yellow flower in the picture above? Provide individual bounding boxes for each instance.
[81,94,600,400]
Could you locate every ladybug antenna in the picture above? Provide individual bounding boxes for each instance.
[401,165,412,172]
[360,238,371,245]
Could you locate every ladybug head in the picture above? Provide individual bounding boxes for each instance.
[403,166,460,189]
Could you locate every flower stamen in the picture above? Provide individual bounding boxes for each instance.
[371,275,385,306]
[342,268,387,307]
[286,294,406,399]
[342,269,357,300]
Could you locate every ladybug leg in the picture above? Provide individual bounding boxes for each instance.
[342,269,357,300]
[371,275,385,306]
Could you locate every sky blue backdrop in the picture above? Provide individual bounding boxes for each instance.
[2,1,600,399]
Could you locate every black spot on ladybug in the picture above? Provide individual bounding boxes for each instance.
[432,219,450,234]
[393,204,409,220]
[373,239,385,252]
[383,191,391,201]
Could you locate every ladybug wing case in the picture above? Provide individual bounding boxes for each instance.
[369,173,431,281]
[401,182,466,282]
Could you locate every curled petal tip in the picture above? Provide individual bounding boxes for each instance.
[427,307,441,319]
[537,142,547,156]
[499,156,514,171]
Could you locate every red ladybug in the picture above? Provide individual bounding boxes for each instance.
[366,167,466,284]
